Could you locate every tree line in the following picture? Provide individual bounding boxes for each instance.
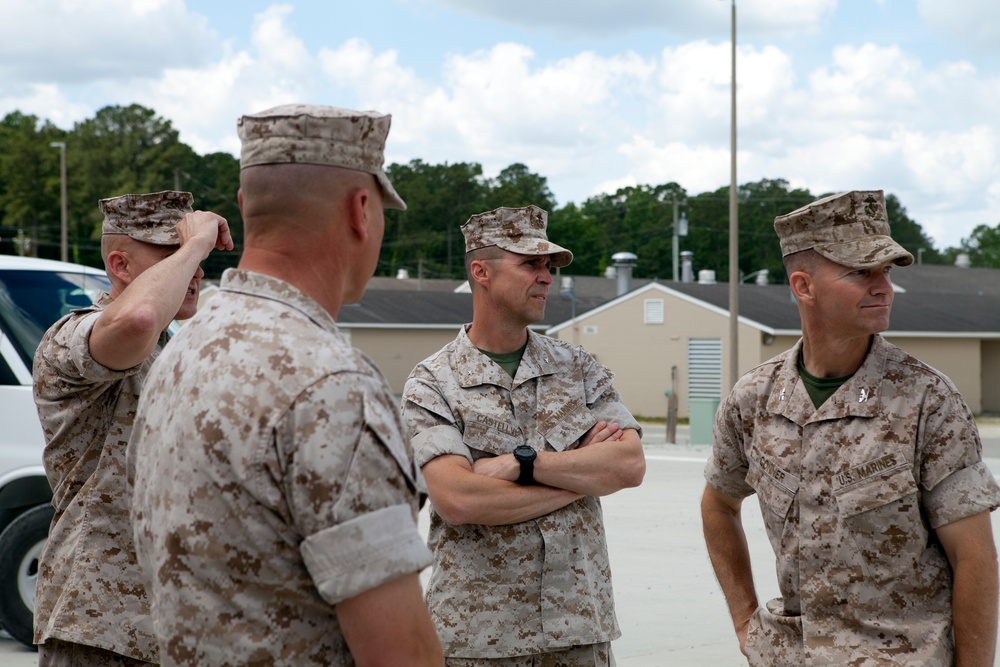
[1,104,994,282]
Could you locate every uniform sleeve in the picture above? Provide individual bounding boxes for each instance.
[34,309,139,388]
[580,349,642,436]
[280,372,431,605]
[918,388,1000,528]
[400,366,470,468]
[704,391,756,499]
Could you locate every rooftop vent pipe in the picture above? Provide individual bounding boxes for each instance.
[612,251,638,296]
[680,251,694,283]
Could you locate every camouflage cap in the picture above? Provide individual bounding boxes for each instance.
[237,104,406,210]
[462,205,573,268]
[774,190,913,269]
[100,190,192,245]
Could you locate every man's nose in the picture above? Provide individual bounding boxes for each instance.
[872,271,893,293]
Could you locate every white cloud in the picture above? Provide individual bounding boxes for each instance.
[0,0,216,85]
[0,84,92,129]
[618,136,733,195]
[421,0,836,39]
[317,37,657,186]
[919,0,1000,55]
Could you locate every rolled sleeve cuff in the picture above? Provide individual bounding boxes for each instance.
[412,424,469,468]
[704,458,755,499]
[301,504,432,605]
[925,461,1000,529]
[595,401,642,438]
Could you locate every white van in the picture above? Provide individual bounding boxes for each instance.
[0,255,110,648]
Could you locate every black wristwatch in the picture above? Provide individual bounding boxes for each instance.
[513,445,536,485]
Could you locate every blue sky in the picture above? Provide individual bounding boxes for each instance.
[4,0,1000,254]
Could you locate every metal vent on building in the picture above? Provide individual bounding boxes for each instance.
[688,338,723,400]
[644,299,664,324]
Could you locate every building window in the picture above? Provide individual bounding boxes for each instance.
[644,299,664,325]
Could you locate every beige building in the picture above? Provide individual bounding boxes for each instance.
[547,281,1000,431]
[332,264,1000,444]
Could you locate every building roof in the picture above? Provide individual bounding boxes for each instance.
[662,282,1000,336]
[890,263,1000,296]
[363,272,652,299]
[339,288,608,329]
[343,264,1000,338]
[365,276,466,292]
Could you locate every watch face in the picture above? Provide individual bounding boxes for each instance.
[514,445,536,461]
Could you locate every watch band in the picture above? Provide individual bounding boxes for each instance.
[514,446,536,485]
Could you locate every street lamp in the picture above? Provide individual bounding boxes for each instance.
[726,0,739,391]
[49,141,67,262]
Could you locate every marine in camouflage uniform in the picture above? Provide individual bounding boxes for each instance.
[402,206,646,665]
[129,105,443,666]
[701,190,1000,666]
[32,191,232,666]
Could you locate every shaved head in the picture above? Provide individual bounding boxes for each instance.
[240,163,379,239]
[783,248,824,277]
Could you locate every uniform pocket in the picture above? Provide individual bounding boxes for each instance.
[462,416,524,460]
[363,392,420,490]
[541,405,597,452]
[746,453,798,519]
[744,599,803,667]
[833,457,922,585]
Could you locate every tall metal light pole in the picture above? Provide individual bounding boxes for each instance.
[50,141,68,262]
[727,0,739,390]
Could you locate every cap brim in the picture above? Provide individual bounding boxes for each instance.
[376,171,406,210]
[549,248,573,268]
[814,236,913,269]
[494,240,573,268]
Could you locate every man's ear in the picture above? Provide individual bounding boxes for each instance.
[789,271,812,303]
[347,187,371,243]
[106,250,132,286]
[469,257,491,289]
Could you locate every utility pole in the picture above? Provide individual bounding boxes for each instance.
[671,196,688,282]
[50,141,68,262]
[727,0,739,390]
[672,197,680,282]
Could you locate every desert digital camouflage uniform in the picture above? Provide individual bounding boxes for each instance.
[32,294,160,661]
[129,269,431,666]
[705,334,1000,666]
[402,325,640,659]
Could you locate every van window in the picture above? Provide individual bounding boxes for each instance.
[0,270,110,368]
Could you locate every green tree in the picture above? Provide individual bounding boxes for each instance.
[884,193,941,264]
[69,104,192,265]
[177,152,243,278]
[0,112,65,258]
[383,160,488,279]
[738,179,814,283]
[483,163,557,212]
[568,183,686,278]
[955,223,1000,268]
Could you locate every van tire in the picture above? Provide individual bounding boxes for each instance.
[0,503,53,648]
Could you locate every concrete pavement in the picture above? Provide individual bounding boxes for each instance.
[3,421,1000,665]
